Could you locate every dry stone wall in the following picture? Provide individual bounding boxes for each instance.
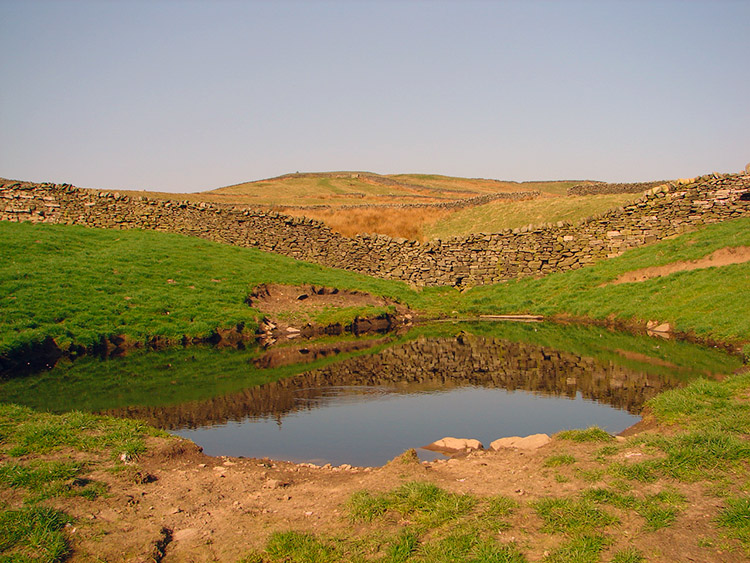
[567,180,667,196]
[2,173,749,287]
[275,190,539,211]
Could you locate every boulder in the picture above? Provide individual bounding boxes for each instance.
[490,434,551,451]
[424,437,484,453]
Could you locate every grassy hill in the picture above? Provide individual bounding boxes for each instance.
[205,172,581,207]
[104,171,655,240]
[424,192,642,239]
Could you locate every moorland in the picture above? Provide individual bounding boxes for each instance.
[0,170,749,562]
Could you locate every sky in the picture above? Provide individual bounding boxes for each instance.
[1,1,748,193]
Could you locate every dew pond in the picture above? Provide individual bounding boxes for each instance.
[1,322,742,466]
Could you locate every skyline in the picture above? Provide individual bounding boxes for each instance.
[1,1,749,193]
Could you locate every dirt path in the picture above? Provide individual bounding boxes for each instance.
[608,246,750,285]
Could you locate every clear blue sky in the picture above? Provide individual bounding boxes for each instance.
[1,1,748,193]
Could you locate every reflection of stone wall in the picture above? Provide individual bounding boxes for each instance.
[2,174,748,287]
[113,335,684,430]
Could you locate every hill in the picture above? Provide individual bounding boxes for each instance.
[86,171,661,240]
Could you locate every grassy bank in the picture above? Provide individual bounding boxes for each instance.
[461,217,750,353]
[2,217,749,363]
[0,221,440,358]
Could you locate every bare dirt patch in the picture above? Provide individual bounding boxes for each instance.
[36,429,748,562]
[608,246,750,285]
[247,284,414,346]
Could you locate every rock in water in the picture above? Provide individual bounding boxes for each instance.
[424,437,484,453]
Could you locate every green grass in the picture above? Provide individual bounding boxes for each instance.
[0,405,167,563]
[543,534,608,563]
[244,528,529,563]
[461,217,750,349]
[610,547,645,563]
[0,221,439,357]
[262,531,338,563]
[582,488,685,531]
[3,216,749,366]
[716,496,750,551]
[533,497,618,535]
[0,506,71,562]
[247,487,526,563]
[425,193,639,239]
[555,427,614,443]
[0,460,105,502]
[415,532,527,563]
[544,454,577,467]
[348,482,477,527]
[0,403,161,458]
[647,373,750,433]
[603,374,750,483]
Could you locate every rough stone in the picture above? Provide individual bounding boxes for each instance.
[424,437,484,453]
[490,434,551,451]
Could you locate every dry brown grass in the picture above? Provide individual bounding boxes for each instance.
[280,207,452,241]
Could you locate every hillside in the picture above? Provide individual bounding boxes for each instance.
[74,171,664,240]
[205,172,580,207]
[1,216,748,365]
[2,174,750,562]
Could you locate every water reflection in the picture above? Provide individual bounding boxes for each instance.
[175,387,639,467]
[2,320,741,466]
[109,332,692,430]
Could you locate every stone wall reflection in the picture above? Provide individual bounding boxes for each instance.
[109,334,685,429]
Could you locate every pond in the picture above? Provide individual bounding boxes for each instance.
[0,322,741,466]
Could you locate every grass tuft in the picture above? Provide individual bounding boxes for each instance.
[385,528,420,562]
[556,427,614,443]
[264,531,337,563]
[533,497,617,535]
[418,532,527,562]
[716,496,750,550]
[582,487,685,531]
[543,534,608,563]
[544,454,576,467]
[0,506,72,562]
[610,547,645,563]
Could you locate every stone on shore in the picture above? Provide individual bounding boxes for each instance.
[490,434,551,451]
[424,437,484,453]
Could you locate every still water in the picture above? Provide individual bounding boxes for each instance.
[1,322,741,466]
[174,385,638,466]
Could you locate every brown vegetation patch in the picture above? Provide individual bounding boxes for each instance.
[246,284,414,346]
[246,284,396,316]
[608,246,750,285]
[279,206,451,240]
